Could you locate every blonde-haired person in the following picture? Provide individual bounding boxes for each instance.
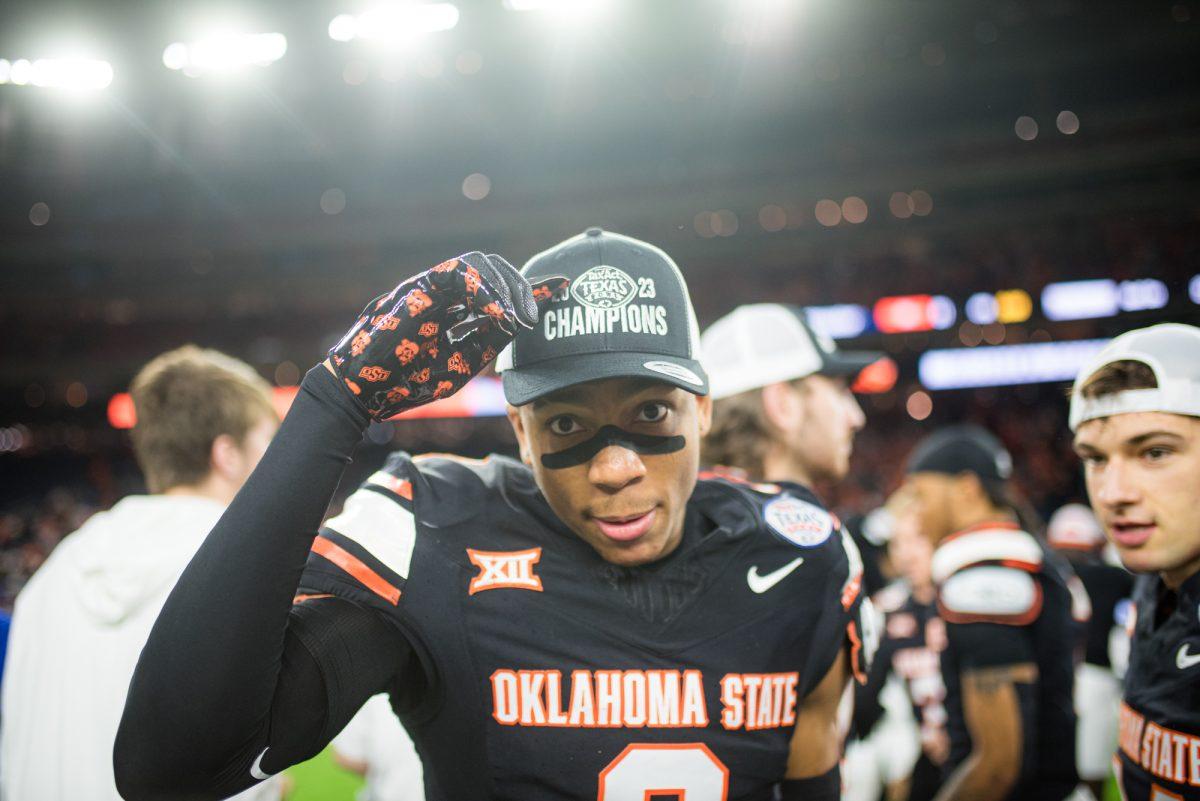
[0,346,282,801]
[1069,323,1200,801]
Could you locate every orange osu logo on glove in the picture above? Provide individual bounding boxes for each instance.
[371,314,400,331]
[395,339,419,364]
[433,380,454,399]
[418,321,439,338]
[447,352,470,375]
[386,386,410,403]
[431,258,460,273]
[358,366,392,382]
[350,331,372,356]
[405,290,433,317]
[481,302,505,320]
[481,346,497,363]
[410,368,431,384]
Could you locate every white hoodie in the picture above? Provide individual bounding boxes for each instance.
[0,495,283,801]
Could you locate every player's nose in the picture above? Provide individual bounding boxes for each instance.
[1094,457,1141,508]
[588,444,647,491]
[844,390,866,432]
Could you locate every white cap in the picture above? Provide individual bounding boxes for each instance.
[1069,323,1200,431]
[1046,503,1106,550]
[700,304,883,400]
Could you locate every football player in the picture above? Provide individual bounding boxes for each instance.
[1046,503,1133,800]
[699,303,878,490]
[903,425,1083,801]
[700,303,891,587]
[852,493,948,801]
[1069,323,1200,801]
[116,229,873,801]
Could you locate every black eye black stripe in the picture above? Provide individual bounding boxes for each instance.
[540,425,685,469]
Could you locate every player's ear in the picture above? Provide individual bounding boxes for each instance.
[759,381,800,435]
[954,471,986,505]
[506,404,533,466]
[695,392,713,436]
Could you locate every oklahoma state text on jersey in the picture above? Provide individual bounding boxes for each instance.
[1115,571,1200,800]
[297,453,873,801]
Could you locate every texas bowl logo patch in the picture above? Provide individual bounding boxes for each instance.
[571,265,636,310]
[763,496,833,547]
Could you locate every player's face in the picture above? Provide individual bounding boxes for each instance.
[508,378,712,567]
[889,508,933,589]
[1074,411,1200,587]
[787,374,866,482]
[904,472,957,544]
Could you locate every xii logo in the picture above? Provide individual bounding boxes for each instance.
[467,548,544,595]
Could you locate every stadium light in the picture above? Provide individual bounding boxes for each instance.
[162,32,287,77]
[328,3,460,43]
[805,304,871,340]
[502,0,602,11]
[918,339,1110,391]
[873,294,956,334]
[1116,278,1168,312]
[0,57,113,90]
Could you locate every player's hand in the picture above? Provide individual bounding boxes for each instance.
[328,253,566,420]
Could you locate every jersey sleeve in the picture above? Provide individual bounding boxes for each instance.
[839,524,880,685]
[298,451,497,618]
[945,619,1036,670]
[298,451,423,615]
[939,563,1040,669]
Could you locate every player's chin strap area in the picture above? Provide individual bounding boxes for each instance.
[540,425,685,469]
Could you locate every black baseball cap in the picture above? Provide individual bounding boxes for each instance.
[906,424,1013,482]
[495,228,709,406]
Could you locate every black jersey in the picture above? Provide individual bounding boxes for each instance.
[1066,554,1134,669]
[1116,570,1200,799]
[932,522,1085,801]
[852,581,947,801]
[297,453,874,801]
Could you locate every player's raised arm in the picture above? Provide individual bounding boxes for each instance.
[113,253,558,801]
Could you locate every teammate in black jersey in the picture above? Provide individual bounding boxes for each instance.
[903,426,1084,801]
[853,494,948,801]
[1069,323,1200,801]
[699,305,890,594]
[698,304,886,796]
[1046,502,1134,800]
[115,230,873,801]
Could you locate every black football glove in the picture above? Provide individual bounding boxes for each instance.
[329,252,566,420]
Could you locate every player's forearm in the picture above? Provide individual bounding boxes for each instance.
[932,752,1017,801]
[115,365,369,797]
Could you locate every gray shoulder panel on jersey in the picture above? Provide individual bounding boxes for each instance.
[931,527,1043,584]
[939,565,1040,625]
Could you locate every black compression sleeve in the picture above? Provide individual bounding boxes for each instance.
[114,366,406,801]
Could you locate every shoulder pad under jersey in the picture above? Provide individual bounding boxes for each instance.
[938,565,1041,626]
[931,524,1043,584]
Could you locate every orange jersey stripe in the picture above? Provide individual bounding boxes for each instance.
[292,593,334,604]
[311,535,401,605]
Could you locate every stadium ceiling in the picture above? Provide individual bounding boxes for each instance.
[0,1,1197,279]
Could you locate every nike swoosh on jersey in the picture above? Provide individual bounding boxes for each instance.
[250,747,272,780]
[746,556,806,594]
[1177,643,1200,670]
